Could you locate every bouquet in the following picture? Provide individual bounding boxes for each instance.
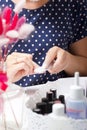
[0,0,35,123]
[0,0,35,92]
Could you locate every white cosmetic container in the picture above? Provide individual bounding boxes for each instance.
[48,103,67,130]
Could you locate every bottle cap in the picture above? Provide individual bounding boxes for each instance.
[42,97,49,103]
[52,103,65,116]
[69,71,84,100]
[46,91,53,101]
[59,95,65,104]
[50,89,57,100]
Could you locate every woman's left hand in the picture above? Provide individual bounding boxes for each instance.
[43,46,70,74]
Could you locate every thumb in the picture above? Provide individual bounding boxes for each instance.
[43,52,57,69]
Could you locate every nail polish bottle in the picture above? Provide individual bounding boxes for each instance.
[47,101,54,114]
[59,95,65,104]
[36,102,47,115]
[46,91,54,102]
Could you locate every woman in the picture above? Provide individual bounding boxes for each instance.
[4,0,87,87]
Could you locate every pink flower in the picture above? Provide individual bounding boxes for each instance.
[0,4,35,91]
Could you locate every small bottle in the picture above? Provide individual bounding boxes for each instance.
[47,101,54,114]
[52,103,65,116]
[59,95,65,104]
[65,72,87,119]
[46,91,54,102]
[48,103,66,130]
[36,102,47,115]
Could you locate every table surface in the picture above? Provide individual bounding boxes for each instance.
[0,77,87,130]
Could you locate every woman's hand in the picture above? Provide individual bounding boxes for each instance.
[43,46,70,74]
[43,37,87,76]
[6,52,39,82]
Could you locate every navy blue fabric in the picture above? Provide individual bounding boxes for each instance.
[1,0,87,87]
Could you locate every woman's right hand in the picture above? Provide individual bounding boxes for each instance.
[6,52,39,82]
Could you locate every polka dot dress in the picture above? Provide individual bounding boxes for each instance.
[0,0,87,87]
